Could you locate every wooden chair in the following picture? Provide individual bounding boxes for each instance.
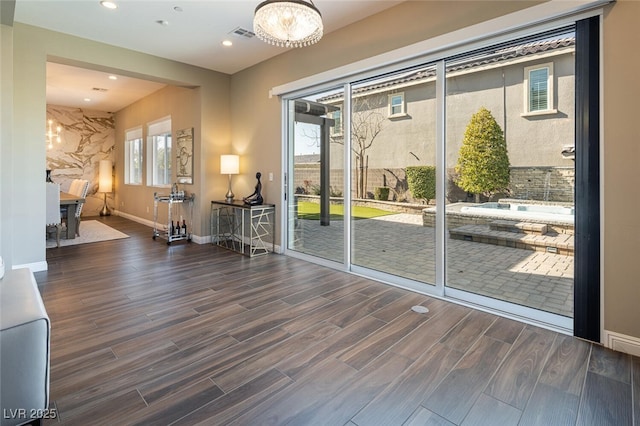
[46,182,62,248]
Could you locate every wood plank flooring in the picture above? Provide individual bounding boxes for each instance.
[35,216,638,425]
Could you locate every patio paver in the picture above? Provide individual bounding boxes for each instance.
[292,212,573,318]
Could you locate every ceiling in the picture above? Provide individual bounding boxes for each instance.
[12,0,404,112]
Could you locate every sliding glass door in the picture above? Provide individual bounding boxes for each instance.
[349,65,438,288]
[283,22,593,332]
[286,88,345,263]
[444,29,575,326]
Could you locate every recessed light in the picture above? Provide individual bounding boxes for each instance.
[156,20,169,26]
[100,1,118,10]
[173,6,183,12]
[222,40,233,47]
[84,98,91,102]
[108,75,118,80]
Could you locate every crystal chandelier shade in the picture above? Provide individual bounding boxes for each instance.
[253,0,323,48]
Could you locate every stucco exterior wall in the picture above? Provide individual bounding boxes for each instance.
[322,50,575,173]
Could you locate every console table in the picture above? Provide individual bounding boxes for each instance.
[210,200,275,257]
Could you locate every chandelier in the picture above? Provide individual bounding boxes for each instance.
[46,119,62,149]
[253,0,323,48]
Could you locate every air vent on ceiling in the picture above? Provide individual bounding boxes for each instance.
[92,87,109,92]
[229,27,255,39]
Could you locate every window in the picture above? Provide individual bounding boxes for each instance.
[331,108,342,136]
[147,117,172,187]
[388,92,405,117]
[124,127,143,185]
[524,63,556,114]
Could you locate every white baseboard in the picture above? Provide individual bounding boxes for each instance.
[604,330,640,357]
[114,210,282,252]
[114,210,155,229]
[115,210,211,245]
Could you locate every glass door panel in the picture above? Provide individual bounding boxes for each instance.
[444,29,576,319]
[286,89,345,263]
[349,65,438,286]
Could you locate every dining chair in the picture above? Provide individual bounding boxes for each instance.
[46,182,62,248]
[62,179,89,238]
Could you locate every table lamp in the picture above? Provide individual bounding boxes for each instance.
[98,159,113,216]
[220,155,239,202]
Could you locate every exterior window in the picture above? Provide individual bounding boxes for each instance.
[331,108,342,136]
[124,127,143,185]
[147,117,172,187]
[389,92,405,116]
[524,63,555,114]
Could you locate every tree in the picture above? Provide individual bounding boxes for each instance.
[455,107,510,202]
[330,95,387,199]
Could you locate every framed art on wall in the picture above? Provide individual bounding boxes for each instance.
[176,127,194,184]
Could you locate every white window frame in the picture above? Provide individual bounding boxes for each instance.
[523,62,557,116]
[124,127,143,185]
[388,92,406,118]
[146,117,172,188]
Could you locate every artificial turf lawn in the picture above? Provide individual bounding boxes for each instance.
[296,201,396,220]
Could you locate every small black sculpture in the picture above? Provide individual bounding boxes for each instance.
[243,172,264,205]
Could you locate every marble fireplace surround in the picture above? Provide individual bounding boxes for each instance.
[46,105,115,217]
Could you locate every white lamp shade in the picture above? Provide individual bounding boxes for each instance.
[220,155,239,175]
[98,159,113,193]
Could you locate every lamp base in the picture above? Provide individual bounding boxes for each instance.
[225,174,234,202]
[100,193,111,216]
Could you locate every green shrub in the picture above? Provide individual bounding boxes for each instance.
[406,166,436,204]
[374,187,390,201]
[455,107,510,201]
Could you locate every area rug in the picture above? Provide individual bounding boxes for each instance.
[47,220,129,248]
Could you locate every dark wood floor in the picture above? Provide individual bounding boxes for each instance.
[35,216,638,425]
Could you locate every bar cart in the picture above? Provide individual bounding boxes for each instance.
[152,191,195,245]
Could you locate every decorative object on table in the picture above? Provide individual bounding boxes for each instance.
[170,182,186,200]
[46,118,62,149]
[220,154,239,202]
[46,169,54,182]
[253,0,323,48]
[98,159,113,216]
[243,172,264,206]
[176,128,194,184]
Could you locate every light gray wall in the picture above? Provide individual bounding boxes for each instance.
[1,24,14,267]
